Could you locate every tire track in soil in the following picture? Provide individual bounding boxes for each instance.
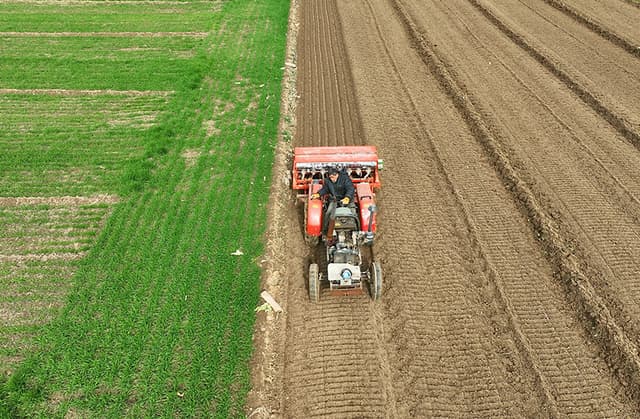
[478,0,640,139]
[392,0,640,408]
[346,0,553,415]
[464,0,640,380]
[281,0,390,417]
[433,0,640,342]
[467,0,640,234]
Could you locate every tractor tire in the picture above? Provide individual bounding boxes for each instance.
[304,200,320,247]
[309,263,320,303]
[370,261,382,301]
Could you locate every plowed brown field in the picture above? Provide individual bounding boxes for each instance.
[248,0,640,417]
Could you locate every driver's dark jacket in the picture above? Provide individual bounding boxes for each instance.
[318,171,355,201]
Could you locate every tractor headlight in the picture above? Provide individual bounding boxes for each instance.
[340,269,352,280]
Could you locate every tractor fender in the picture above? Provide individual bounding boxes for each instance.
[307,183,323,237]
[357,183,376,233]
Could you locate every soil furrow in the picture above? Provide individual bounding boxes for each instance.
[333,3,364,146]
[317,0,338,145]
[479,0,640,142]
[428,0,640,342]
[297,0,362,147]
[282,295,386,417]
[451,0,640,350]
[340,2,549,415]
[354,1,561,414]
[321,1,346,146]
[360,0,632,414]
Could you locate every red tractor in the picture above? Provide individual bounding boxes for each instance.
[292,146,383,302]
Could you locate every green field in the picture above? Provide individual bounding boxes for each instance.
[0,0,289,416]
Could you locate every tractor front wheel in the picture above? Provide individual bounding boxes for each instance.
[370,261,382,301]
[309,263,320,303]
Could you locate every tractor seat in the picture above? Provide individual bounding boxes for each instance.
[334,206,359,231]
[335,206,356,217]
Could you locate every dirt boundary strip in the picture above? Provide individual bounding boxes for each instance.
[0,253,85,263]
[0,88,172,97]
[540,0,640,58]
[0,195,119,206]
[0,31,208,37]
[393,0,640,409]
[245,0,298,417]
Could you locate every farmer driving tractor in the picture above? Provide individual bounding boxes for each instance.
[311,167,355,245]
[292,146,382,301]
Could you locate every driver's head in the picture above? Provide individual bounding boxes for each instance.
[328,168,339,182]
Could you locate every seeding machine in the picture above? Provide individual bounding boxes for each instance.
[292,146,383,302]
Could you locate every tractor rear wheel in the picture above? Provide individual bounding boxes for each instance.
[309,263,320,303]
[370,261,382,301]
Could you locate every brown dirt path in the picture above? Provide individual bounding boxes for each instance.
[248,0,640,416]
[278,0,391,416]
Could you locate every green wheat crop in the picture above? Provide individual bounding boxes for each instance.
[1,0,289,416]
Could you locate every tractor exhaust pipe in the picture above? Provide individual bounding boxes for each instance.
[365,205,377,243]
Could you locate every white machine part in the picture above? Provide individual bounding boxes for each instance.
[327,263,362,286]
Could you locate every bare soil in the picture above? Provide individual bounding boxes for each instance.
[0,89,172,96]
[249,0,640,417]
[0,32,208,37]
